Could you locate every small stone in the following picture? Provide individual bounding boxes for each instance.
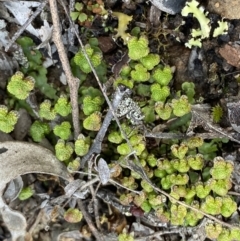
[150,0,188,15]
[208,0,240,19]
[97,36,116,53]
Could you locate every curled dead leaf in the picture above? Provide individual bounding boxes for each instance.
[0,141,73,241]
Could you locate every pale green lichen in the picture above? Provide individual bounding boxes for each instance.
[181,0,210,39]
[108,131,123,144]
[213,20,228,38]
[112,12,132,44]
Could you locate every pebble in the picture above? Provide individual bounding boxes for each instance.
[149,0,188,15]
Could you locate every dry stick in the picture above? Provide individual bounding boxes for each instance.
[145,132,186,139]
[134,229,182,241]
[5,0,48,52]
[58,0,144,172]
[49,0,80,139]
[78,199,104,241]
[28,209,44,235]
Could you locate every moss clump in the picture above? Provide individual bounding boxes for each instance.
[82,95,104,116]
[74,44,102,73]
[30,121,50,142]
[212,104,223,123]
[155,102,172,120]
[83,111,102,131]
[210,157,233,180]
[152,66,173,86]
[187,154,204,170]
[7,71,35,100]
[54,95,72,117]
[127,36,149,60]
[0,105,19,133]
[195,182,211,199]
[74,134,90,156]
[150,83,170,102]
[171,144,188,159]
[171,95,191,117]
[139,53,160,70]
[55,139,74,161]
[39,100,56,120]
[108,131,123,144]
[205,223,223,240]
[64,208,83,223]
[130,64,150,82]
[200,195,222,215]
[53,121,71,140]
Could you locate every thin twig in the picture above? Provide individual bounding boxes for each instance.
[78,200,104,241]
[5,0,48,52]
[48,0,80,139]
[134,229,181,241]
[228,191,240,196]
[28,209,44,235]
[145,131,186,139]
